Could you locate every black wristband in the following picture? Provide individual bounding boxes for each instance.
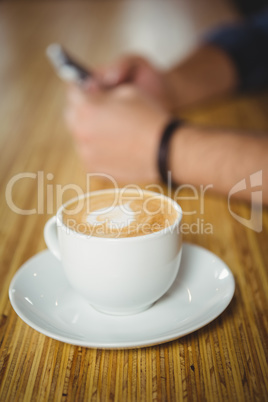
[158,118,183,186]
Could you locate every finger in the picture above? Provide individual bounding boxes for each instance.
[83,79,101,93]
[67,82,105,107]
[64,105,78,132]
[96,55,147,87]
[67,84,87,105]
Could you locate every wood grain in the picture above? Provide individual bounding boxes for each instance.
[0,1,267,401]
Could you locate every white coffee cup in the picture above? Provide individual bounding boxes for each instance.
[44,189,183,315]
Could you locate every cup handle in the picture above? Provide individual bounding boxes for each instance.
[44,216,61,260]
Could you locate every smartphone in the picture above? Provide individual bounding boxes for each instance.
[46,43,92,85]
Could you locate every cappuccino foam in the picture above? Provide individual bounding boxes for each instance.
[62,190,178,238]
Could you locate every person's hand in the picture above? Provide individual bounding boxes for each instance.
[89,55,176,110]
[65,84,170,182]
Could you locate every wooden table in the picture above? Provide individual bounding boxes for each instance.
[0,2,267,401]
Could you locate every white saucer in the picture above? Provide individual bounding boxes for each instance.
[9,243,235,349]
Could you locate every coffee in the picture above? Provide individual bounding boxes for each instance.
[45,189,182,314]
[62,189,178,238]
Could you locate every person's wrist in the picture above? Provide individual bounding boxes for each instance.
[157,118,185,186]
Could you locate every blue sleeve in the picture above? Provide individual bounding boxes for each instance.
[205,10,268,91]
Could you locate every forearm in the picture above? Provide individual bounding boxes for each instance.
[169,125,268,203]
[165,45,239,109]
[165,9,268,109]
